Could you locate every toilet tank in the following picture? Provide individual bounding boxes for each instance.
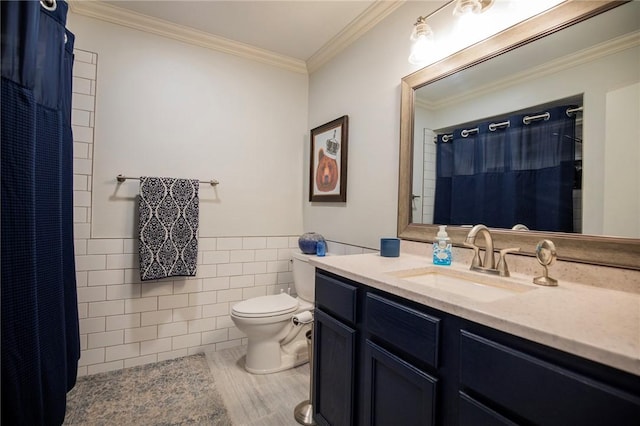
[291,251,318,303]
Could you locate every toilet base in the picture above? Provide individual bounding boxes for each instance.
[244,324,310,374]
[245,349,308,374]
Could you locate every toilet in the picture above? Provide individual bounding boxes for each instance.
[230,251,317,374]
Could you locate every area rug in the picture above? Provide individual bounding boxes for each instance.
[64,354,232,425]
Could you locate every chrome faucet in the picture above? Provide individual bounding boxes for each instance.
[464,224,520,276]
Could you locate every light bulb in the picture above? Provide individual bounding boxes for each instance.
[408,16,434,65]
[408,34,433,65]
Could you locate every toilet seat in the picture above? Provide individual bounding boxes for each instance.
[232,293,298,318]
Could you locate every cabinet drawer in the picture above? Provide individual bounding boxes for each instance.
[365,293,440,368]
[315,272,358,325]
[460,330,640,425]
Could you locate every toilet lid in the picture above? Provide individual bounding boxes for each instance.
[232,293,298,318]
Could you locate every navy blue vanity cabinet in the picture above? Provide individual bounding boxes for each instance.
[362,293,441,426]
[313,269,640,426]
[313,271,359,426]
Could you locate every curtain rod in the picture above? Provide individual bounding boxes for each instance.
[436,105,583,143]
[116,174,219,186]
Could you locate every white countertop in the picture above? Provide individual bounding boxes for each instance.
[309,252,640,376]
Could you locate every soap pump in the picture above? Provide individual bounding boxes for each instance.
[433,225,452,266]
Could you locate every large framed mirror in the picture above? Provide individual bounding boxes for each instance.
[399,0,640,270]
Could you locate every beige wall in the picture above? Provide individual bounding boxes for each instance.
[68,13,307,239]
[305,1,440,250]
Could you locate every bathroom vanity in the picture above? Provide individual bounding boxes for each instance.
[310,254,640,426]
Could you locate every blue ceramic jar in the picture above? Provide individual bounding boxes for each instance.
[298,232,325,254]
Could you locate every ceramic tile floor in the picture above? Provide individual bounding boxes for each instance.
[205,346,311,426]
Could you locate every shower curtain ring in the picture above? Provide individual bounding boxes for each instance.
[40,0,56,11]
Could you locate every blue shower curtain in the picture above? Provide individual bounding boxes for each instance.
[434,105,576,232]
[1,1,80,424]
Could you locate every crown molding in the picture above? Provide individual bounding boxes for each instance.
[421,31,640,110]
[68,0,308,74]
[68,0,406,75]
[307,1,406,74]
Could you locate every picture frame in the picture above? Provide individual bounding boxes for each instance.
[309,115,349,202]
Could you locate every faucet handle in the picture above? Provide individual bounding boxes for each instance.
[496,247,520,277]
[463,242,483,268]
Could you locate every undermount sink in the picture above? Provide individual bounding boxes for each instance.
[386,267,537,303]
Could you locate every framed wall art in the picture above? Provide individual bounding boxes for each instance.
[309,115,348,202]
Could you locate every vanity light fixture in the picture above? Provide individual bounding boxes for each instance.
[452,0,494,16]
[409,0,495,65]
[408,16,434,65]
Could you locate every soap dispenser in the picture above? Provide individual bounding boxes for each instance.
[433,225,452,266]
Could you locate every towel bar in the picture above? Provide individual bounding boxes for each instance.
[116,174,219,186]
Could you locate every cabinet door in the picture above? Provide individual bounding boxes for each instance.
[313,309,356,426]
[363,340,438,426]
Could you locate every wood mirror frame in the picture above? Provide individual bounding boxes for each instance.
[398,0,640,270]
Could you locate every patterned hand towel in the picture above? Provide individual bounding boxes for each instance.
[138,177,199,281]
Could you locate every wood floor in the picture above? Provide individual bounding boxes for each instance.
[205,346,311,426]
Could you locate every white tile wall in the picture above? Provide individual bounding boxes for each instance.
[71,49,372,377]
[422,133,436,224]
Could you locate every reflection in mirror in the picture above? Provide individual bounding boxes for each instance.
[421,99,582,233]
[399,1,640,270]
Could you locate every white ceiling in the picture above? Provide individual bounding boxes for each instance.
[99,0,383,61]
